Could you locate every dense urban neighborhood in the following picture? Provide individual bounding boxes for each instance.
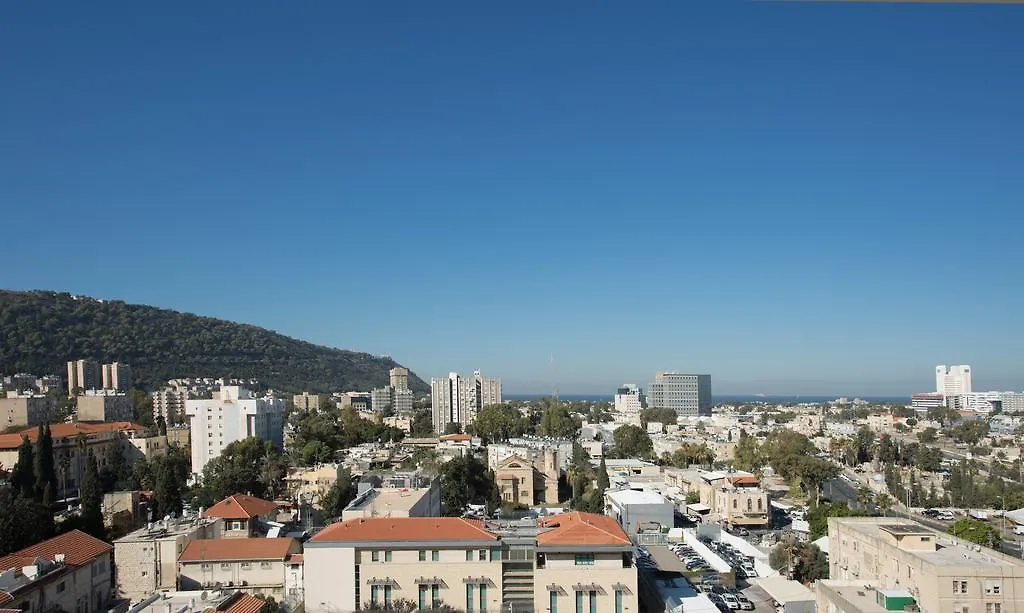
[3,356,1024,613]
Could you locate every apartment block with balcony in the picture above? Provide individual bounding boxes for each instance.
[177,538,301,598]
[0,530,113,613]
[827,517,1024,613]
[303,512,637,613]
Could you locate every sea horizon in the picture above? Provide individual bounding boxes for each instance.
[503,393,910,404]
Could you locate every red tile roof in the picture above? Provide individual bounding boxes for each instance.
[0,422,147,450]
[0,530,113,572]
[203,494,279,520]
[285,554,303,565]
[537,512,631,547]
[312,517,498,543]
[178,538,296,563]
[727,475,759,486]
[0,592,12,606]
[439,433,472,442]
[216,593,264,613]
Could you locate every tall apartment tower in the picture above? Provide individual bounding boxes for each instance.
[101,362,133,391]
[67,359,101,395]
[431,370,501,434]
[647,372,712,417]
[614,384,646,414]
[389,367,410,391]
[185,386,285,475]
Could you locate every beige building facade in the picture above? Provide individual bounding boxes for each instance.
[0,530,113,613]
[177,538,301,598]
[0,393,56,428]
[827,517,1024,613]
[78,390,134,421]
[664,469,769,528]
[113,517,221,603]
[495,452,559,506]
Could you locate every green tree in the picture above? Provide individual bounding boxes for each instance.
[793,543,829,583]
[612,424,653,459]
[153,457,184,517]
[202,437,283,500]
[806,503,868,540]
[321,466,357,518]
[0,488,56,555]
[685,491,700,505]
[596,457,610,490]
[537,406,581,439]
[34,424,58,506]
[876,494,893,517]
[794,456,839,505]
[949,518,1000,549]
[439,454,499,516]
[952,420,990,446]
[469,404,530,443]
[79,455,105,538]
[733,430,762,472]
[443,423,463,435]
[640,407,677,428]
[410,409,434,437]
[254,595,278,613]
[11,436,35,499]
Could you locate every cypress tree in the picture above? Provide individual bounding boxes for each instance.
[33,424,57,505]
[79,455,105,539]
[12,436,35,499]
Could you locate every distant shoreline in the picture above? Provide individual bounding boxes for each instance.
[504,393,909,403]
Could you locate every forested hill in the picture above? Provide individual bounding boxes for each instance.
[0,290,429,394]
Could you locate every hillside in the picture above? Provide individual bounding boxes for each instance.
[0,290,429,394]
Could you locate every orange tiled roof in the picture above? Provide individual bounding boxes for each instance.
[439,433,472,442]
[0,422,147,450]
[285,554,303,565]
[0,592,13,606]
[178,538,296,562]
[311,517,498,543]
[727,475,758,486]
[203,494,279,520]
[217,593,264,613]
[0,530,112,572]
[537,512,631,547]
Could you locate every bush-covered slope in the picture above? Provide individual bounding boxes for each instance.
[0,290,428,394]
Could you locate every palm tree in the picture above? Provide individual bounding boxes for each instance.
[58,454,71,501]
[74,433,88,496]
[876,494,894,517]
[856,485,874,511]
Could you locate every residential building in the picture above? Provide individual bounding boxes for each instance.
[664,469,769,529]
[828,517,1024,613]
[339,392,372,412]
[113,515,221,603]
[954,391,1024,414]
[36,375,65,394]
[78,389,134,422]
[371,387,394,414]
[341,477,442,520]
[431,370,502,434]
[614,384,646,414]
[3,373,37,391]
[203,494,281,539]
[102,362,133,391]
[606,489,673,533]
[494,451,560,506]
[0,530,113,613]
[286,464,344,504]
[0,421,153,499]
[152,388,188,425]
[647,372,713,417]
[390,367,410,391]
[912,393,945,410]
[67,359,101,394]
[293,392,321,412]
[393,388,414,415]
[0,393,56,428]
[177,538,301,598]
[817,580,920,613]
[303,512,637,613]
[185,386,285,475]
[936,365,972,406]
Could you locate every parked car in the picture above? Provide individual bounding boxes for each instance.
[737,595,754,610]
[722,594,741,610]
[741,563,758,577]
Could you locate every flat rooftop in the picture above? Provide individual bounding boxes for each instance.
[837,518,1024,568]
[607,489,668,505]
[817,581,893,613]
[342,487,431,516]
[115,516,216,542]
[129,590,234,613]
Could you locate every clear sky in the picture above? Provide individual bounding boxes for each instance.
[2,1,1022,396]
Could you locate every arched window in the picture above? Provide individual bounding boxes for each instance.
[747,499,753,512]
[757,498,763,511]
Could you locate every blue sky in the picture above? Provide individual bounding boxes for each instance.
[2,1,1022,395]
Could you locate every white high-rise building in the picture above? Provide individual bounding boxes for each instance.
[431,370,501,434]
[614,384,646,414]
[935,364,972,405]
[185,386,285,475]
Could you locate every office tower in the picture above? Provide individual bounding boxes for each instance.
[431,370,501,434]
[389,367,410,391]
[293,392,321,411]
[67,359,101,394]
[185,386,285,475]
[371,386,394,413]
[935,365,972,406]
[101,362,132,391]
[646,372,712,417]
[614,384,646,414]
